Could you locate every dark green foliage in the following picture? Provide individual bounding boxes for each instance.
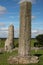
[34,42,38,47]
[36,34,43,43]
[36,34,43,46]
[34,34,43,47]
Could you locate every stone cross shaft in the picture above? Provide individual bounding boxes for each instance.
[19,1,32,57]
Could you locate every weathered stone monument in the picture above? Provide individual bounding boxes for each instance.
[19,0,31,57]
[5,24,14,51]
[8,0,39,64]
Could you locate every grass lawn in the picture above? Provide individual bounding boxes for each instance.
[0,50,43,65]
[31,50,43,54]
[0,38,43,65]
[0,50,18,65]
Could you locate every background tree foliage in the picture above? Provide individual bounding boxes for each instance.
[35,34,43,47]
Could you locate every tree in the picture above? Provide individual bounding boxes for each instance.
[36,34,43,47]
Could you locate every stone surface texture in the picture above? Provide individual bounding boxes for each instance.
[5,24,14,51]
[19,1,31,57]
[8,56,39,64]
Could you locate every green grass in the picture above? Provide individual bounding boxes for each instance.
[0,38,43,65]
[0,50,43,65]
[31,50,43,55]
[0,50,18,65]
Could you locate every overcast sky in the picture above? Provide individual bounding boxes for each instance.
[0,0,43,38]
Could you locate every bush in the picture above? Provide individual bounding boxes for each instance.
[34,42,42,47]
[34,42,38,47]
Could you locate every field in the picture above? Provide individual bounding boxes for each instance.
[0,38,43,65]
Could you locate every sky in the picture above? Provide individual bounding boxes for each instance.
[0,0,43,38]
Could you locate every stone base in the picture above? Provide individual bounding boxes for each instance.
[8,56,39,64]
